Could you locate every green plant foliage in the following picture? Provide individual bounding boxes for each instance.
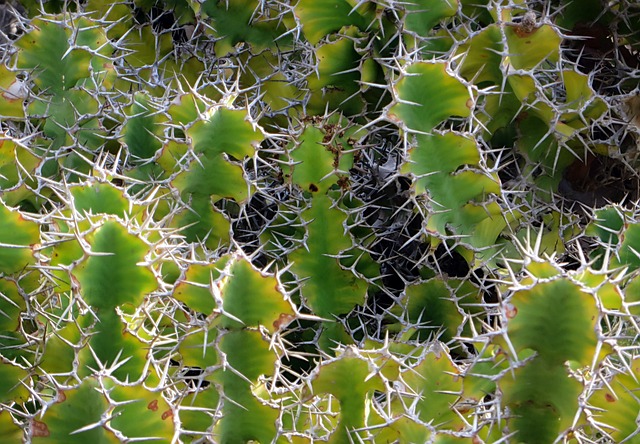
[0,202,39,274]
[613,224,640,270]
[504,22,561,70]
[72,220,156,309]
[0,361,29,403]
[0,138,39,192]
[78,309,149,380]
[28,379,117,443]
[289,194,368,318]
[311,347,384,442]
[288,125,337,194]
[167,93,207,127]
[214,329,279,443]
[393,63,503,249]
[240,51,303,119]
[295,0,374,45]
[390,278,480,343]
[201,0,289,54]
[588,358,640,442]
[173,107,261,203]
[70,182,133,217]
[37,322,81,375]
[119,24,175,85]
[0,280,25,333]
[16,18,96,93]
[0,411,23,441]
[122,92,165,163]
[286,118,356,194]
[506,278,598,365]
[500,357,583,442]
[173,153,250,201]
[307,30,366,115]
[173,258,231,315]
[396,343,465,429]
[170,195,231,248]
[404,0,458,36]
[456,24,503,84]
[2,0,640,441]
[109,380,176,441]
[587,207,640,272]
[16,16,110,148]
[389,62,470,133]
[403,132,503,246]
[218,255,296,332]
[0,67,27,118]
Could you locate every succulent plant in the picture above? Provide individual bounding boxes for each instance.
[0,0,639,442]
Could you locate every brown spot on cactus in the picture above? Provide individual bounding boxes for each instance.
[605,393,616,402]
[386,112,401,125]
[31,420,50,437]
[148,399,159,411]
[309,183,319,192]
[161,409,173,420]
[273,313,294,331]
[514,11,538,37]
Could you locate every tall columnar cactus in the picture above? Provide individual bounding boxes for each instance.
[0,0,639,442]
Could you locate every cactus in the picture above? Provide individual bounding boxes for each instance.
[0,0,639,442]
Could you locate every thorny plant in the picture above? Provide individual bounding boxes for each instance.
[0,0,639,442]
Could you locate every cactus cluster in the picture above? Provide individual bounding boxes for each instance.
[0,0,640,442]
